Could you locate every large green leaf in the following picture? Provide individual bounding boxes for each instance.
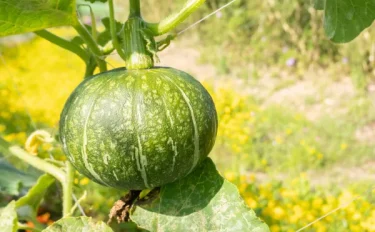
[43,216,113,232]
[315,0,375,43]
[16,174,55,220]
[0,160,38,196]
[0,201,17,232]
[131,158,269,232]
[0,0,78,37]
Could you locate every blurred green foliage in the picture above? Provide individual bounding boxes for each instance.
[143,0,375,85]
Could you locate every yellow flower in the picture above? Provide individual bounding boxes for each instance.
[275,136,283,145]
[239,183,248,192]
[79,178,90,186]
[270,225,281,232]
[312,198,323,208]
[352,212,361,221]
[340,143,348,150]
[245,197,257,209]
[290,205,303,223]
[317,153,324,160]
[308,147,316,154]
[0,124,6,133]
[272,206,285,220]
[314,222,327,232]
[224,171,236,182]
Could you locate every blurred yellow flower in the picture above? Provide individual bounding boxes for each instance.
[312,198,323,208]
[80,178,90,186]
[308,147,316,154]
[0,124,6,133]
[316,153,324,160]
[272,206,285,220]
[245,197,257,209]
[275,136,283,145]
[340,143,348,150]
[270,225,281,232]
[224,171,236,182]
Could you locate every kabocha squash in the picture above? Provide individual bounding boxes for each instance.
[59,67,218,190]
[59,1,218,190]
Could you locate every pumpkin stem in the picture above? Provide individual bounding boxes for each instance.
[129,0,141,17]
[122,17,156,70]
[122,0,157,70]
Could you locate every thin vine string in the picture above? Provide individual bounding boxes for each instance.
[177,0,237,35]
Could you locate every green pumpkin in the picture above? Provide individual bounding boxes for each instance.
[59,67,218,190]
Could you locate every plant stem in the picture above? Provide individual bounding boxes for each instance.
[74,21,107,72]
[129,0,141,17]
[145,0,206,35]
[62,161,74,217]
[84,55,97,78]
[123,18,155,69]
[0,137,65,184]
[87,5,98,42]
[108,0,127,61]
[34,30,89,62]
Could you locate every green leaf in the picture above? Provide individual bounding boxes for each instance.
[15,174,55,220]
[96,17,123,46]
[0,160,38,195]
[43,216,113,232]
[130,158,270,232]
[0,201,18,232]
[0,0,78,37]
[318,0,375,43]
[71,36,85,46]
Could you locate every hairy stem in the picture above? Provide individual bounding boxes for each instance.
[145,0,206,35]
[0,137,65,184]
[108,0,127,61]
[129,0,141,17]
[34,30,89,62]
[74,21,107,72]
[63,162,74,217]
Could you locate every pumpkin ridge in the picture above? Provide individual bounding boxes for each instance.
[159,71,200,174]
[151,74,179,173]
[132,74,150,189]
[81,77,112,186]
